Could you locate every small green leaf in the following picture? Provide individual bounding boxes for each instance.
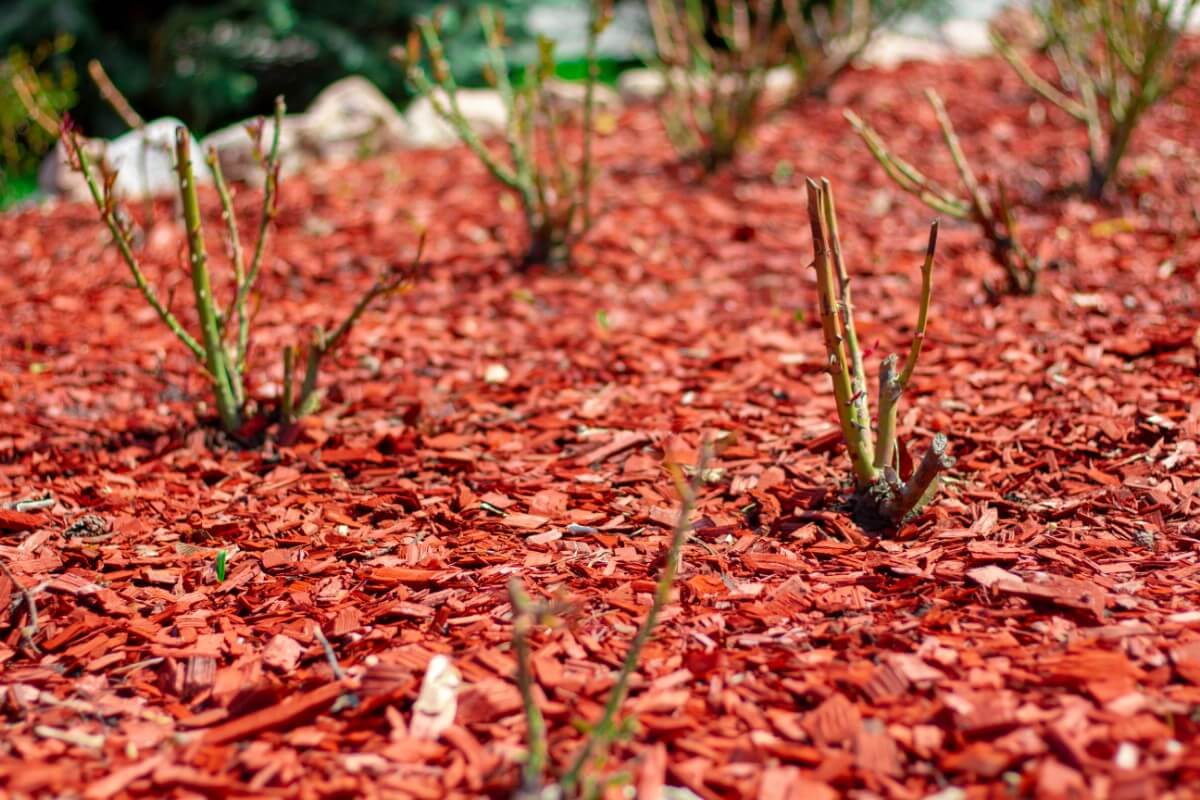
[595,309,610,330]
[772,160,794,186]
[215,550,227,582]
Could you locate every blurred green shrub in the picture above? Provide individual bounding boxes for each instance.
[0,0,551,137]
[0,34,77,203]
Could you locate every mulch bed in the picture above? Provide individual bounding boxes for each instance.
[2,47,1200,799]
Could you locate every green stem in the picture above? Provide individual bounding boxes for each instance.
[508,581,549,793]
[843,110,970,219]
[990,30,1089,121]
[807,179,876,489]
[873,354,900,473]
[289,234,423,421]
[561,444,709,794]
[206,146,246,409]
[175,127,242,433]
[235,96,285,374]
[897,220,937,387]
[875,219,937,472]
[820,178,871,465]
[65,132,205,361]
[581,1,607,231]
[924,90,992,220]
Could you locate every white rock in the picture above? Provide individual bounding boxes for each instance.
[941,18,994,56]
[402,88,508,148]
[857,32,952,69]
[763,66,797,104]
[39,119,210,203]
[299,75,407,161]
[542,79,622,114]
[617,67,667,103]
[104,118,211,199]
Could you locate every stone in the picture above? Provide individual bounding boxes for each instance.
[401,88,508,148]
[618,67,667,103]
[298,75,407,161]
[104,118,211,199]
[39,119,209,203]
[857,32,951,69]
[542,79,622,115]
[941,18,994,56]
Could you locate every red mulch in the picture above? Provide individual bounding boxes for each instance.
[3,49,1200,800]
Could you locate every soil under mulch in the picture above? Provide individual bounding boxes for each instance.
[2,49,1200,800]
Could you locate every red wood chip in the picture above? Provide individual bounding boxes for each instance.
[804,693,862,746]
[0,509,44,532]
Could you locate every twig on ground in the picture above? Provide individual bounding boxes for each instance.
[11,495,54,513]
[312,622,346,681]
[0,559,40,655]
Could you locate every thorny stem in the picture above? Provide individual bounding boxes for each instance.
[234,96,285,374]
[990,31,1089,121]
[873,354,901,473]
[926,90,1036,295]
[560,443,710,794]
[898,219,937,387]
[875,220,937,472]
[807,178,951,528]
[87,60,145,129]
[924,89,991,221]
[479,7,539,209]
[993,0,1198,199]
[207,149,247,324]
[405,29,521,192]
[175,127,242,434]
[846,95,1036,296]
[843,109,970,219]
[820,178,872,466]
[206,148,247,408]
[649,0,775,172]
[403,5,603,268]
[806,178,875,488]
[64,130,206,361]
[508,581,549,794]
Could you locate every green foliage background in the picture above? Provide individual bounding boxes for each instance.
[0,33,76,203]
[0,0,560,140]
